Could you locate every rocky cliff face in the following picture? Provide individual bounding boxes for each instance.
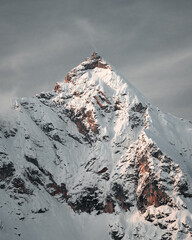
[0,52,192,240]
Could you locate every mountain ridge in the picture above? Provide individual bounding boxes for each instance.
[0,52,192,240]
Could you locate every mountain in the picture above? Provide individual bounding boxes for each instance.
[0,52,192,240]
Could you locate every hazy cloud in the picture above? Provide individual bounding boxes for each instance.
[0,0,192,120]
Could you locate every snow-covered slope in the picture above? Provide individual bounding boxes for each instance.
[0,52,192,240]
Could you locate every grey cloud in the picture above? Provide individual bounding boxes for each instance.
[0,0,192,120]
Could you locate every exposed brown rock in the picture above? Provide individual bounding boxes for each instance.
[136,146,175,213]
[67,106,93,143]
[90,51,100,60]
[66,107,99,143]
[46,183,67,200]
[76,120,85,135]
[97,167,108,175]
[98,61,109,69]
[82,57,109,71]
[12,177,32,195]
[69,108,90,137]
[64,71,76,84]
[137,180,172,213]
[54,83,61,93]
[105,201,114,213]
[136,155,149,174]
[86,110,99,134]
[94,96,104,109]
[112,183,133,211]
[64,52,111,84]
[67,187,104,214]
[98,90,111,104]
[116,196,130,211]
[65,74,70,83]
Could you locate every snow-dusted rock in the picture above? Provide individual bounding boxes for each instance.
[0,52,192,239]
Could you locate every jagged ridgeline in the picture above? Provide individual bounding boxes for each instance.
[0,53,192,240]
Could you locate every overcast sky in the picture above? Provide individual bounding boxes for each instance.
[0,0,192,120]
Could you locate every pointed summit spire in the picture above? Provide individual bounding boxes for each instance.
[83,52,109,70]
[90,51,101,60]
[65,53,111,83]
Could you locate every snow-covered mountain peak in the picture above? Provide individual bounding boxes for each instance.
[64,51,110,83]
[1,53,192,240]
[51,52,148,112]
